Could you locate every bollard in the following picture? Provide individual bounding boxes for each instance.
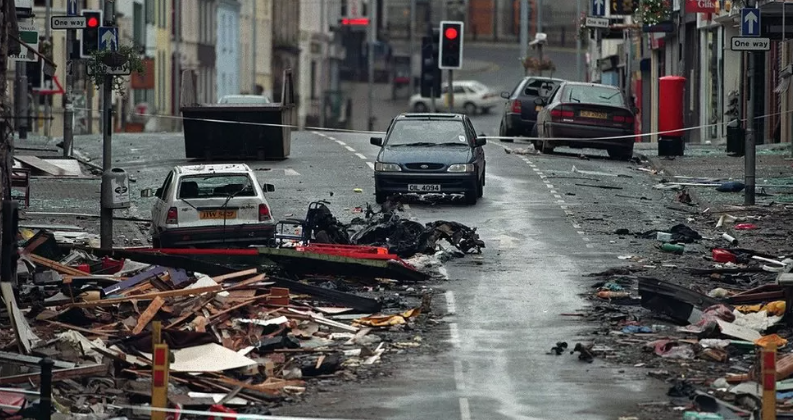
[762,343,777,420]
[39,358,54,420]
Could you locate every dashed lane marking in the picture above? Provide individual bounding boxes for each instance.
[445,290,457,315]
[344,146,356,152]
[284,168,300,176]
[459,398,472,420]
[336,140,346,146]
[355,153,367,160]
[366,162,375,170]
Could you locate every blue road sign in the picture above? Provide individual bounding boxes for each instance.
[66,0,79,16]
[592,0,606,17]
[99,26,118,51]
[741,8,760,37]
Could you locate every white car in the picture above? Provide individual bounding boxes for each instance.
[408,80,501,115]
[147,164,276,248]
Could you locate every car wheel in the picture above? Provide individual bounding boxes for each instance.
[482,107,492,115]
[608,147,634,161]
[413,102,428,112]
[464,102,477,115]
[375,190,387,204]
[464,189,478,205]
[499,121,514,142]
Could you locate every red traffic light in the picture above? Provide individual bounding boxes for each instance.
[445,27,458,40]
[87,16,99,28]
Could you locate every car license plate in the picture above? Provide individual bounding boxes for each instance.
[580,110,608,119]
[408,184,441,192]
[199,210,237,220]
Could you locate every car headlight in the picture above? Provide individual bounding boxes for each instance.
[375,162,402,172]
[447,163,474,173]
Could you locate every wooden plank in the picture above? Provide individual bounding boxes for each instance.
[223,273,268,291]
[0,351,75,369]
[0,364,108,385]
[43,320,117,337]
[103,266,168,296]
[14,155,73,176]
[132,296,165,335]
[62,285,222,308]
[212,268,258,283]
[27,254,86,276]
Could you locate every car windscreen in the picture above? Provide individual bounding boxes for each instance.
[385,120,468,146]
[561,85,625,106]
[177,174,256,199]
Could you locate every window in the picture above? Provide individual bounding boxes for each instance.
[453,86,465,94]
[310,61,317,99]
[134,3,145,47]
[177,174,255,199]
[385,120,468,146]
[561,85,626,106]
[158,171,174,199]
[145,0,155,25]
[524,79,558,97]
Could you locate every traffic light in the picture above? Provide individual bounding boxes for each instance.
[420,30,441,99]
[80,10,102,58]
[439,21,464,70]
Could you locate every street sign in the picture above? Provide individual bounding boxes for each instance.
[731,36,770,51]
[592,0,606,17]
[10,21,38,62]
[347,0,363,19]
[586,17,609,28]
[99,26,118,51]
[66,0,79,16]
[87,62,132,75]
[741,8,761,37]
[51,16,86,29]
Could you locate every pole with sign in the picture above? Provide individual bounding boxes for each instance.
[51,3,84,157]
[100,0,116,248]
[739,3,762,205]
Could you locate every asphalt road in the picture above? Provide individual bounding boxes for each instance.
[27,43,673,419]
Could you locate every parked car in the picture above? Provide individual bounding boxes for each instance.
[498,76,564,141]
[146,163,276,248]
[218,94,272,105]
[533,82,638,160]
[408,80,501,115]
[370,113,486,205]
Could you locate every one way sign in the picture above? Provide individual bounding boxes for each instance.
[99,26,118,51]
[741,8,760,37]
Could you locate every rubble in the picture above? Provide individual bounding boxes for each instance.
[574,200,793,419]
[0,203,485,418]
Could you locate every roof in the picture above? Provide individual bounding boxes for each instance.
[523,76,566,82]
[398,113,462,120]
[174,163,254,176]
[560,81,620,89]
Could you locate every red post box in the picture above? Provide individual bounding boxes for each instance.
[658,76,686,138]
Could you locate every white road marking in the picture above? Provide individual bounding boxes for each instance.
[577,231,586,235]
[355,153,367,160]
[344,146,356,152]
[366,162,375,170]
[564,210,574,216]
[448,322,461,349]
[445,290,457,314]
[459,398,472,420]
[453,360,466,391]
[327,136,336,140]
[556,200,565,204]
[586,243,596,248]
[536,171,544,175]
[560,205,568,210]
[546,184,554,189]
[573,224,581,229]
[336,140,346,146]
[284,168,300,176]
[582,237,591,241]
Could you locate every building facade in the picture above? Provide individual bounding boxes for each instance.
[272,0,300,102]
[239,0,274,97]
[216,0,240,100]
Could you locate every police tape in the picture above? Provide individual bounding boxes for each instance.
[109,404,362,420]
[56,105,789,145]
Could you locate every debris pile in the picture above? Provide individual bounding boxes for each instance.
[0,206,484,418]
[575,205,793,419]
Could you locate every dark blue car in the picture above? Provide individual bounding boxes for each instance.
[498,76,565,141]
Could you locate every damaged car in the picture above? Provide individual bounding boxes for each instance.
[145,163,276,248]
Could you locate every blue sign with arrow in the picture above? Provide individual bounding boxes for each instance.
[66,0,79,16]
[99,26,118,51]
[592,0,606,17]
[741,8,760,37]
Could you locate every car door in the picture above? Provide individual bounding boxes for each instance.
[151,171,174,232]
[452,85,467,111]
[465,118,484,174]
[537,85,563,137]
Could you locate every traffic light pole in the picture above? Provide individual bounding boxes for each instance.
[62,28,75,157]
[100,0,115,249]
[447,70,454,111]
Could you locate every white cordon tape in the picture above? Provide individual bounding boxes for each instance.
[60,105,789,143]
[109,404,363,420]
